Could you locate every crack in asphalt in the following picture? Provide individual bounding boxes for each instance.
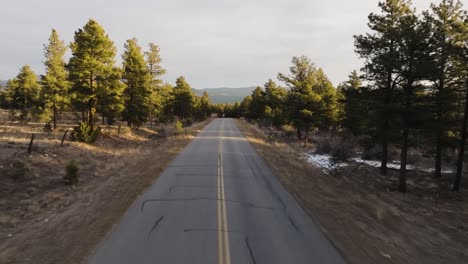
[287,215,300,232]
[245,237,257,264]
[147,216,164,239]
[140,198,273,213]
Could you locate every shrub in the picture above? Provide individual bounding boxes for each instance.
[175,120,184,135]
[315,137,354,162]
[10,161,30,181]
[64,161,79,186]
[281,124,295,138]
[70,122,101,143]
[43,122,53,134]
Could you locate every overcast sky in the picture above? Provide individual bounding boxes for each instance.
[1,0,466,88]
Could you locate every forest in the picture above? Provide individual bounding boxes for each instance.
[220,0,468,193]
[0,19,212,138]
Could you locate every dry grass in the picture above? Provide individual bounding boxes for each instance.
[235,119,468,264]
[0,119,212,264]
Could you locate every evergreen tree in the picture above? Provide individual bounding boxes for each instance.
[68,19,118,130]
[453,10,468,192]
[396,9,432,192]
[41,29,69,128]
[340,70,369,135]
[354,0,413,175]
[172,76,195,119]
[248,86,266,121]
[159,83,175,122]
[263,79,287,128]
[145,42,166,125]
[122,38,151,127]
[278,56,338,139]
[96,67,125,124]
[6,66,41,122]
[425,0,466,178]
[194,91,211,120]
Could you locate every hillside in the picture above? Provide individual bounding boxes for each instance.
[193,87,254,104]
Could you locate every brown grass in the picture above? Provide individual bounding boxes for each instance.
[235,119,468,264]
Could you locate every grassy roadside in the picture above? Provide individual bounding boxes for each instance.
[235,119,468,264]
[0,119,213,264]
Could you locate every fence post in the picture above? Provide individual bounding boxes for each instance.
[61,130,68,147]
[28,133,35,154]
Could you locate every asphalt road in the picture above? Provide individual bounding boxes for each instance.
[89,118,345,264]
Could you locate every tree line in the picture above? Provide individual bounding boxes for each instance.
[0,19,213,131]
[223,0,467,192]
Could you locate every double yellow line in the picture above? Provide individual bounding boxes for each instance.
[217,119,231,264]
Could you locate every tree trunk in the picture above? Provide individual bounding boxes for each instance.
[52,100,57,129]
[453,77,468,192]
[381,119,389,175]
[435,132,443,178]
[296,127,302,140]
[434,66,445,178]
[399,119,409,193]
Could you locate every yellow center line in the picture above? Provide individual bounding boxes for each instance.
[217,119,230,264]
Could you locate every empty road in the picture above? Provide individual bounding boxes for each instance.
[89,118,345,264]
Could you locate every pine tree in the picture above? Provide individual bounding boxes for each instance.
[41,29,69,129]
[159,83,175,122]
[425,0,466,178]
[96,67,125,125]
[194,91,211,120]
[453,9,468,192]
[340,70,369,135]
[68,19,118,130]
[396,9,432,192]
[122,38,151,127]
[145,43,166,125]
[248,86,266,122]
[354,0,413,175]
[278,56,337,139]
[7,66,41,122]
[172,76,195,120]
[263,79,287,129]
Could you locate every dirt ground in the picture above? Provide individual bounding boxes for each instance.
[235,119,468,264]
[0,119,212,264]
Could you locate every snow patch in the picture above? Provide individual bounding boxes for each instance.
[305,153,455,174]
[305,153,348,173]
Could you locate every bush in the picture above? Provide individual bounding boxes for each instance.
[281,124,295,138]
[43,122,53,134]
[70,122,101,143]
[10,161,30,181]
[64,161,79,186]
[314,137,354,162]
[175,120,184,135]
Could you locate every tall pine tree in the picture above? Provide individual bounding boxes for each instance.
[41,29,69,128]
[68,19,118,130]
[122,38,151,127]
[355,0,413,175]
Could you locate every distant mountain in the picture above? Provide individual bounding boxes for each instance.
[0,80,7,87]
[193,87,255,104]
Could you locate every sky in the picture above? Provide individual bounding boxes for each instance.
[1,0,467,88]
